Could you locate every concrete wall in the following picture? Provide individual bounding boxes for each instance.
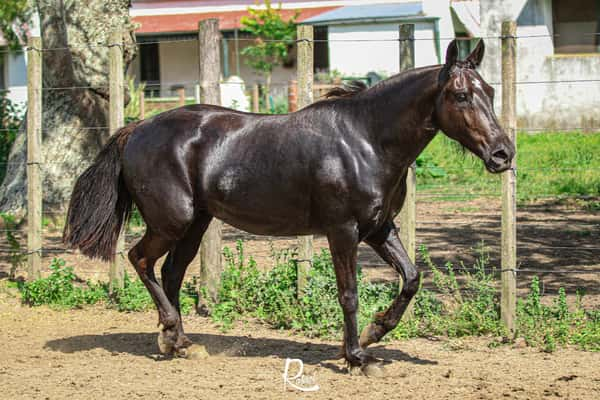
[327,21,438,77]
[158,40,199,96]
[479,0,600,130]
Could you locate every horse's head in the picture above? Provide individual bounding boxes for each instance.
[435,39,515,173]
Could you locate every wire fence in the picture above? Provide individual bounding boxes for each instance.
[0,28,599,325]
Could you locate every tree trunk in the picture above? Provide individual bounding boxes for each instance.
[0,0,136,217]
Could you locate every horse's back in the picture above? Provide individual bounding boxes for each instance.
[120,105,324,236]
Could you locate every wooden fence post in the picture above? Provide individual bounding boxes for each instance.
[26,36,42,280]
[252,83,260,113]
[296,25,314,296]
[177,86,186,107]
[139,90,145,120]
[198,19,223,303]
[288,80,298,112]
[109,31,125,292]
[194,83,201,104]
[501,21,517,337]
[398,24,416,318]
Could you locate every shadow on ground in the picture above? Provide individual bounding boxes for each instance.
[44,332,437,371]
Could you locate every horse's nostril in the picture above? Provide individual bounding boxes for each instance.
[492,148,509,161]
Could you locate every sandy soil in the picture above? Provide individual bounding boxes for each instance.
[0,292,598,400]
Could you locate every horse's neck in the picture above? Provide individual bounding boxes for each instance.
[362,66,441,168]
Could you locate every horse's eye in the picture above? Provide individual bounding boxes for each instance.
[455,93,468,103]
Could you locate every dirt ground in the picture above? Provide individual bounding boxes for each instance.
[1,199,599,399]
[0,292,598,400]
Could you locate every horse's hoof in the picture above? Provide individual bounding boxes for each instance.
[348,362,385,377]
[176,344,209,360]
[362,362,386,377]
[157,332,174,354]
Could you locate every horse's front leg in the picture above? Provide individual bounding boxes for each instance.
[327,225,382,375]
[360,221,420,348]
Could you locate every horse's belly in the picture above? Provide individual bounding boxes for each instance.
[204,168,313,236]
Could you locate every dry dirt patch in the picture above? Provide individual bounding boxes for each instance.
[0,296,598,400]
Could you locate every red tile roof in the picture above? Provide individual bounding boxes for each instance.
[133,7,339,34]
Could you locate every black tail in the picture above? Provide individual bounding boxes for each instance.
[63,123,138,261]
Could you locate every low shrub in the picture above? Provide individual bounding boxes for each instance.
[208,240,599,352]
[20,258,105,308]
[17,258,196,315]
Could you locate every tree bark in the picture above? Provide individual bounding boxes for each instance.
[0,0,136,216]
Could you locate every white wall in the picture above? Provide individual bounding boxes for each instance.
[423,0,455,61]
[328,21,438,77]
[480,0,600,129]
[5,52,27,106]
[158,40,199,97]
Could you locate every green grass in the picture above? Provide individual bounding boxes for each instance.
[419,131,600,201]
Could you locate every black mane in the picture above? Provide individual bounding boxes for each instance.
[323,80,369,99]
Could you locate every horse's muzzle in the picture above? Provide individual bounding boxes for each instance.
[485,143,515,173]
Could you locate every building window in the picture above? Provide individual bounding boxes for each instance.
[139,42,160,96]
[553,0,600,54]
[314,26,329,73]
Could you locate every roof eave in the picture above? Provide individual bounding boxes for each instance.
[302,15,439,26]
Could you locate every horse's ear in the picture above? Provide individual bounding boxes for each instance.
[445,39,459,66]
[465,39,485,68]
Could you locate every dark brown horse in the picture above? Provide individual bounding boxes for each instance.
[64,39,514,373]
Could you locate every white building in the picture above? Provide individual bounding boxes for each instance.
[1,1,599,129]
[129,0,342,98]
[302,1,455,76]
[0,32,28,106]
[475,0,600,130]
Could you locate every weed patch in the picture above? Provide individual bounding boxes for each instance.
[207,241,599,352]
[16,258,196,314]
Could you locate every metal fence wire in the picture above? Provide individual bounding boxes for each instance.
[0,26,599,333]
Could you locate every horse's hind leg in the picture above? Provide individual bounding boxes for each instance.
[128,231,179,353]
[160,214,213,357]
[328,225,383,375]
[360,221,420,348]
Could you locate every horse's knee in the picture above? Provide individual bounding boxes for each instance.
[402,267,420,297]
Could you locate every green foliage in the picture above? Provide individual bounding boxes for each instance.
[124,78,146,123]
[209,241,599,352]
[211,241,499,338]
[17,258,196,315]
[20,258,105,308]
[415,153,447,179]
[210,240,398,336]
[516,279,600,352]
[109,273,154,312]
[0,90,24,183]
[0,212,25,278]
[269,95,289,114]
[420,132,600,201]
[240,0,297,75]
[127,206,145,229]
[391,244,504,339]
[0,0,32,50]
